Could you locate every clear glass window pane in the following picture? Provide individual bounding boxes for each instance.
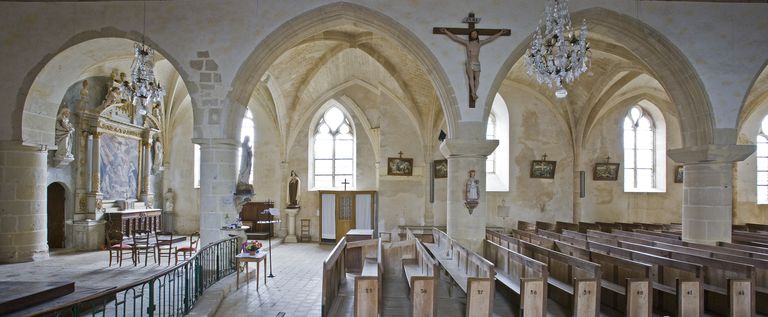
[758,171,768,186]
[758,142,768,157]
[758,186,768,204]
[624,169,635,188]
[335,159,353,175]
[758,157,768,172]
[636,150,654,168]
[315,159,333,175]
[636,169,653,188]
[624,150,635,168]
[314,139,333,159]
[315,176,333,189]
[335,140,354,158]
[486,158,495,174]
[624,131,635,149]
[324,107,344,131]
[193,144,200,188]
[636,131,654,149]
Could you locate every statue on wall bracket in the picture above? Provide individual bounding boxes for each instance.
[53,106,75,167]
[464,169,480,214]
[235,136,254,195]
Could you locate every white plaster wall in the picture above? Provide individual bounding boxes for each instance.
[486,86,573,229]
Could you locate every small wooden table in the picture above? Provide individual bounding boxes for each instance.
[236,252,267,290]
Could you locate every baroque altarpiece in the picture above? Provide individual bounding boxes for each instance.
[63,71,167,250]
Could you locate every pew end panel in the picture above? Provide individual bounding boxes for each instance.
[728,278,754,317]
[677,279,703,317]
[573,278,600,317]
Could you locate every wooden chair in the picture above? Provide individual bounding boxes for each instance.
[176,232,199,264]
[106,228,134,267]
[132,230,157,266]
[155,231,176,266]
[300,219,311,242]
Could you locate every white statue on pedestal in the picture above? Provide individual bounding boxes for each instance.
[236,136,254,194]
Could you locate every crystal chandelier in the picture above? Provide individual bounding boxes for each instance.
[129,1,164,113]
[526,0,590,98]
[130,43,164,110]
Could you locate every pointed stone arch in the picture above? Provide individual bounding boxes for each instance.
[486,7,713,147]
[16,31,194,147]
[227,2,457,142]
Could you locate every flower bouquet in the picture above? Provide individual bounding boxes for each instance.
[242,240,263,255]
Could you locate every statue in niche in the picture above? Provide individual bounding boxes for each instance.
[235,136,253,193]
[464,169,480,214]
[54,106,75,162]
[152,136,163,174]
[164,188,175,212]
[287,170,301,208]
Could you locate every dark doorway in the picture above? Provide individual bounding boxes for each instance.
[47,183,66,249]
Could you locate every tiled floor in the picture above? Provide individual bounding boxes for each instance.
[215,243,333,317]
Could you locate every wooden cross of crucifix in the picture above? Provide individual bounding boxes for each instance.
[398,151,404,158]
[342,178,350,191]
[434,12,510,108]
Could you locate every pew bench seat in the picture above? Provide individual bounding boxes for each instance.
[361,258,378,277]
[402,259,421,288]
[495,271,521,294]
[549,277,574,295]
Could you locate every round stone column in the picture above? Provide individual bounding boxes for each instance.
[439,139,498,253]
[0,142,49,263]
[195,139,239,246]
[669,144,754,245]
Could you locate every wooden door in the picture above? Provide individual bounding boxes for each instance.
[335,193,355,241]
[47,183,66,249]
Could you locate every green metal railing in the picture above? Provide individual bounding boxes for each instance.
[32,236,239,317]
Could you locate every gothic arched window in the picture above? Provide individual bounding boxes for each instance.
[312,104,355,189]
[623,104,665,191]
[238,109,255,184]
[756,115,768,204]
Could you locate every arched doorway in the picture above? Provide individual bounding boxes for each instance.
[47,183,66,249]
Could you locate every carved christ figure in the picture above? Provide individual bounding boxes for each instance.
[441,28,505,102]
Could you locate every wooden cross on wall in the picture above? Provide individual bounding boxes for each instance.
[433,12,510,108]
[342,178,350,191]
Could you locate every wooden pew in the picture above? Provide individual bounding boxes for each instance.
[535,221,555,232]
[490,231,601,316]
[322,237,347,316]
[424,228,495,317]
[747,223,768,233]
[586,230,756,316]
[517,220,536,232]
[347,238,383,317]
[400,228,439,316]
[560,230,705,316]
[553,240,652,316]
[484,233,547,316]
[578,222,601,234]
[555,221,579,233]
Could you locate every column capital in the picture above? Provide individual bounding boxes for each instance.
[668,144,755,164]
[439,138,498,159]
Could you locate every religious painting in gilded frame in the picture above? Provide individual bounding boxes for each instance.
[99,133,140,200]
[593,163,620,181]
[674,165,684,183]
[530,160,557,179]
[434,159,448,179]
[388,157,413,176]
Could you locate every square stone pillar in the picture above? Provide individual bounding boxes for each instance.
[669,144,754,245]
[0,143,50,263]
[439,139,498,253]
[195,139,239,246]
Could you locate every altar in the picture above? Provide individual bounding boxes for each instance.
[105,209,162,237]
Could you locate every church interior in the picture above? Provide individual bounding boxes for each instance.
[1,0,768,316]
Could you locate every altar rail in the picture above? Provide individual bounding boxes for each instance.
[26,236,239,317]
